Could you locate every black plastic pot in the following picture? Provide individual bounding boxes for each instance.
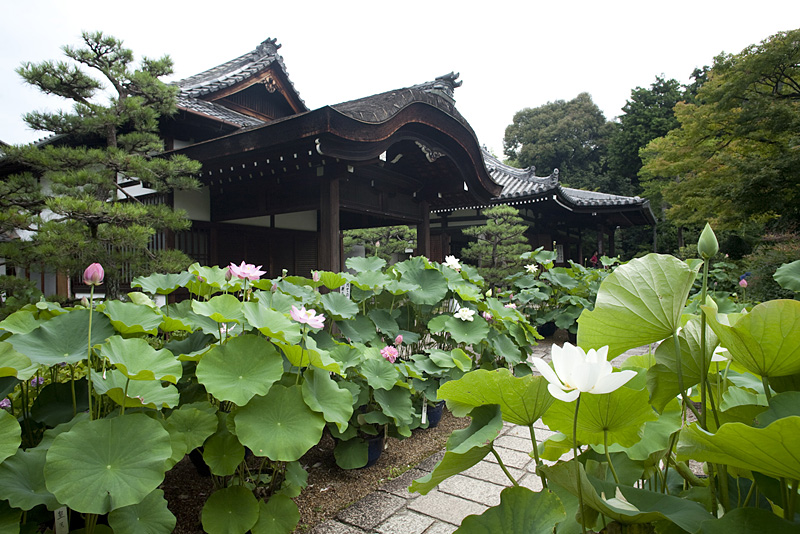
[537,321,557,337]
[426,401,445,429]
[363,436,385,468]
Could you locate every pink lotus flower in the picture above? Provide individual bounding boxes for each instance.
[482,311,493,322]
[290,305,326,329]
[0,399,10,409]
[394,334,403,346]
[739,279,748,288]
[381,346,399,363]
[312,271,321,282]
[228,262,266,281]
[83,263,104,286]
[505,303,517,309]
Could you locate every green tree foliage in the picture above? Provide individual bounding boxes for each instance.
[606,76,683,194]
[2,31,201,298]
[343,225,416,263]
[640,28,800,230]
[503,92,615,191]
[461,205,531,288]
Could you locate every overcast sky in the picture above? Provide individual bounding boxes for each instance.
[2,1,798,157]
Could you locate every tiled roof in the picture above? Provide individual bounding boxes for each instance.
[331,73,472,132]
[173,38,305,125]
[176,95,266,128]
[482,149,648,208]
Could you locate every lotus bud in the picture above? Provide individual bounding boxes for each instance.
[739,278,748,288]
[83,263,104,286]
[394,334,403,346]
[697,223,718,260]
[81,296,89,308]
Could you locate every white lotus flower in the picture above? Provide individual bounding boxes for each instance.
[602,488,639,512]
[532,343,637,402]
[443,255,461,271]
[525,264,538,274]
[454,307,475,322]
[711,345,729,362]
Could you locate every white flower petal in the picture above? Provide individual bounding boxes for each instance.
[572,359,604,392]
[591,370,637,394]
[533,358,565,389]
[548,383,580,402]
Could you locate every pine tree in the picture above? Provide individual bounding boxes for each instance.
[3,31,201,299]
[461,205,531,288]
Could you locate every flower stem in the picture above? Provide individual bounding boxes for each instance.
[490,447,519,487]
[604,429,620,484]
[762,376,773,402]
[528,424,547,489]
[574,394,586,534]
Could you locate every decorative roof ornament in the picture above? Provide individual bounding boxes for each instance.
[415,141,446,162]
[254,38,281,58]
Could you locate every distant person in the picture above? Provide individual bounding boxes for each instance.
[589,251,598,267]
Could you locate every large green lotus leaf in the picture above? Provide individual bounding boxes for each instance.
[191,294,244,324]
[447,405,504,454]
[131,271,195,295]
[603,398,682,461]
[429,349,458,370]
[317,271,347,290]
[196,334,283,406]
[437,369,554,425]
[234,385,325,461]
[163,330,215,361]
[165,405,218,454]
[577,254,699,357]
[487,330,523,366]
[456,487,565,534]
[405,268,449,306]
[677,418,800,480]
[368,309,400,337]
[203,431,245,476]
[348,270,391,291]
[540,462,713,530]
[251,494,300,534]
[373,386,414,427]
[0,341,33,379]
[320,292,358,320]
[0,499,21,531]
[0,309,41,335]
[0,448,59,510]
[336,314,379,344]
[703,300,800,377]
[301,367,353,432]
[241,302,302,345]
[278,460,308,498]
[201,485,259,534]
[30,380,89,426]
[188,263,230,289]
[91,369,179,409]
[276,340,341,374]
[698,506,800,534]
[427,314,449,334]
[334,437,370,469]
[99,336,181,383]
[774,259,800,293]
[100,300,163,336]
[346,256,386,273]
[755,391,800,427]
[161,300,218,335]
[0,410,20,463]
[446,315,490,345]
[543,387,657,448]
[7,309,114,366]
[410,444,492,495]
[44,413,172,514]
[108,488,176,534]
[359,357,400,390]
[383,279,419,295]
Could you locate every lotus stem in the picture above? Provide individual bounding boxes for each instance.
[574,393,586,534]
[742,477,757,507]
[762,376,772,402]
[69,364,77,417]
[87,285,95,420]
[604,429,620,484]
[788,479,798,520]
[672,330,701,422]
[121,377,130,416]
[490,447,519,487]
[528,424,547,489]
[699,258,710,430]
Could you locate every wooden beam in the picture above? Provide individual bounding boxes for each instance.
[319,175,341,271]
[417,201,430,258]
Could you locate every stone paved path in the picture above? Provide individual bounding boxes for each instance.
[310,342,653,534]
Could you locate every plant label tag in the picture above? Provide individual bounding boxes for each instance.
[421,403,428,425]
[54,506,68,534]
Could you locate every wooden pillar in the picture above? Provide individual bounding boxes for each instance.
[416,201,430,259]
[596,225,605,256]
[577,228,584,266]
[609,228,616,257]
[319,176,341,272]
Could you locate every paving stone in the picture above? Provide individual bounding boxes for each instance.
[504,424,534,438]
[336,492,406,530]
[408,489,487,525]
[518,472,545,492]
[494,434,535,453]
[422,522,458,534]
[379,468,427,498]
[484,446,534,470]
[416,450,446,472]
[310,520,366,533]
[462,459,523,486]
[438,474,505,507]
[375,510,435,534]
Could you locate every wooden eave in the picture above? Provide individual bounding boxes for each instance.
[200,64,307,117]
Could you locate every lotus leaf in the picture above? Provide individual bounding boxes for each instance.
[196,334,283,406]
[0,448,59,511]
[101,300,163,335]
[251,495,301,534]
[203,431,245,476]
[456,487,565,534]
[201,485,259,534]
[44,413,172,514]
[301,367,354,432]
[191,294,244,324]
[108,489,176,534]
[100,336,181,383]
